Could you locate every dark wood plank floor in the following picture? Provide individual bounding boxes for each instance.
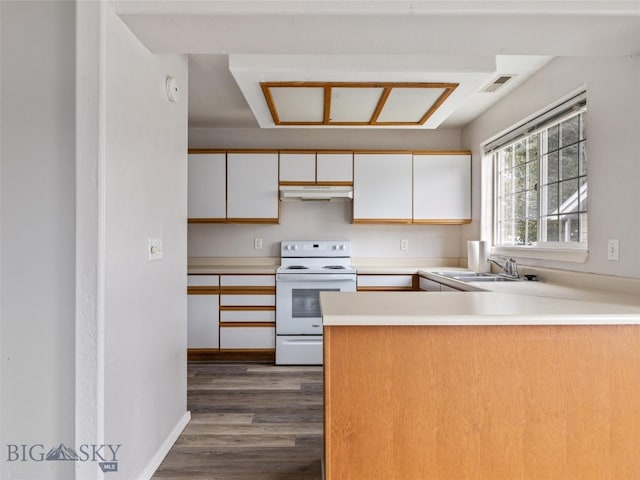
[153,362,324,480]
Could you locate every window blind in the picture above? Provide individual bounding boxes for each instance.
[484,91,587,154]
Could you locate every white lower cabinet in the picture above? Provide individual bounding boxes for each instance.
[187,294,220,348]
[440,284,464,292]
[418,275,466,292]
[357,274,415,290]
[219,274,276,350]
[220,326,275,349]
[419,277,442,292]
[187,275,220,348]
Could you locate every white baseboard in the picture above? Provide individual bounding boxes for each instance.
[137,410,191,480]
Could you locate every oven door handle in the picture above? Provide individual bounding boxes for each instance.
[277,274,356,282]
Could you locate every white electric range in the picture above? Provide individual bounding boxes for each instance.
[275,240,356,365]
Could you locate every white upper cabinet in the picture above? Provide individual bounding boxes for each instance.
[279,152,353,184]
[316,153,353,184]
[353,153,413,223]
[227,152,279,222]
[413,154,471,223]
[279,152,316,183]
[188,153,226,220]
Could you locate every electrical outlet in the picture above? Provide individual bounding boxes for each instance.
[607,239,619,261]
[254,238,263,250]
[400,239,409,251]
[148,238,163,261]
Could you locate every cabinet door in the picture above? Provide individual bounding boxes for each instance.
[317,153,353,184]
[419,277,442,292]
[413,154,471,223]
[187,294,219,348]
[188,153,226,220]
[353,153,413,223]
[227,153,279,222]
[280,152,316,183]
[357,275,414,291]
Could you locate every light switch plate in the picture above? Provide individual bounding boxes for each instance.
[607,239,619,261]
[149,238,163,261]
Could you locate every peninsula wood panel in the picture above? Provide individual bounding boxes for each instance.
[324,324,640,480]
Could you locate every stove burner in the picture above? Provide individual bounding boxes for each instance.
[287,265,308,270]
[324,265,346,270]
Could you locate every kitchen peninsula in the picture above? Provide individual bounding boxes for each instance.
[321,290,640,480]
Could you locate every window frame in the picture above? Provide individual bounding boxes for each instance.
[486,92,589,263]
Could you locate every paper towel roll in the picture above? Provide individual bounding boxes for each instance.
[467,241,479,272]
[478,240,491,273]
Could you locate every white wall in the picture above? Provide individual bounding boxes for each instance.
[189,126,462,151]
[1,2,76,479]
[101,5,188,480]
[188,127,466,260]
[1,2,189,479]
[462,55,640,279]
[189,202,463,260]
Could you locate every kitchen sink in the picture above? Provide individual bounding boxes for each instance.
[433,271,520,282]
[462,276,518,282]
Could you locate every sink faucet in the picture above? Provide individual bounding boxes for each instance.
[487,256,519,278]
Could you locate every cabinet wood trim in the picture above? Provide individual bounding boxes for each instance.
[219,286,276,295]
[188,218,227,224]
[220,306,276,312]
[353,218,413,224]
[353,150,414,154]
[357,286,415,292]
[188,149,227,154]
[219,322,276,328]
[412,219,472,225]
[187,286,221,295]
[187,348,275,362]
[279,180,353,187]
[226,217,279,224]
[412,150,472,155]
[278,149,318,155]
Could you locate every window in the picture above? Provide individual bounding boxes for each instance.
[489,93,587,250]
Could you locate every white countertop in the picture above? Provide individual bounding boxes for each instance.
[320,290,640,326]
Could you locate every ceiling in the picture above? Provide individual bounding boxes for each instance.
[116,1,640,130]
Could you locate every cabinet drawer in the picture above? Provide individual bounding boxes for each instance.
[220,275,275,287]
[220,326,275,349]
[220,309,276,323]
[220,294,276,307]
[187,275,219,287]
[357,275,414,289]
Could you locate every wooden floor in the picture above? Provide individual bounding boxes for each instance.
[153,362,324,480]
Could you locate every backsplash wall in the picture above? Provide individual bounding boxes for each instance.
[188,201,464,259]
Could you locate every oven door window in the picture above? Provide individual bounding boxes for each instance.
[292,288,339,318]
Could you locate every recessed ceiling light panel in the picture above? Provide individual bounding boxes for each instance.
[261,82,458,127]
[376,87,446,123]
[330,87,384,123]
[268,86,325,123]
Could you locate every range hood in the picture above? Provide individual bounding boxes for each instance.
[279,185,353,202]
